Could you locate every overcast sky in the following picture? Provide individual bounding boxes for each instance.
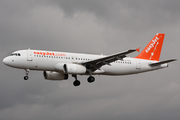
[0,0,180,120]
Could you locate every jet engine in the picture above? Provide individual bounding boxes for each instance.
[43,71,68,81]
[55,63,86,74]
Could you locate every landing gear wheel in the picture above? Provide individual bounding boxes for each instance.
[73,80,81,86]
[87,76,95,83]
[24,76,29,80]
[24,69,29,80]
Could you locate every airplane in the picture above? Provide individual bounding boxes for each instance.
[3,33,176,86]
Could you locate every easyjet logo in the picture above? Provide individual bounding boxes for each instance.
[146,37,159,53]
[33,51,66,56]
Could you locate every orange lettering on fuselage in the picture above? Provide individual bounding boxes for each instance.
[33,51,66,56]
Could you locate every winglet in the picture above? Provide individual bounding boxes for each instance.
[136,47,140,52]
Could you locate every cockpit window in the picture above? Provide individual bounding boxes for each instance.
[11,53,21,56]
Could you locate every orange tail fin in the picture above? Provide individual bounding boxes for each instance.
[135,33,165,61]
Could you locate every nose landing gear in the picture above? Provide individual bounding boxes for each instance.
[24,69,29,80]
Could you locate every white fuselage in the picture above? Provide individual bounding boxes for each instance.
[3,49,168,76]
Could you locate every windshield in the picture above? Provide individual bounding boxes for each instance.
[11,53,21,56]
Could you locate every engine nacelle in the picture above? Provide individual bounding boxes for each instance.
[64,63,87,74]
[55,63,86,74]
[43,71,68,81]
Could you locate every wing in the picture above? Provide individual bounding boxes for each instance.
[149,59,177,67]
[82,49,138,72]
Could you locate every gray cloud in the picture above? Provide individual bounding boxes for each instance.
[0,0,180,120]
[48,0,180,30]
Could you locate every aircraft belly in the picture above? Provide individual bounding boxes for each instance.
[101,63,137,75]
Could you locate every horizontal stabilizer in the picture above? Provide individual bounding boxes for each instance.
[149,59,177,67]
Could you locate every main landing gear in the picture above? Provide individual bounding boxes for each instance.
[24,69,29,80]
[87,70,95,83]
[72,74,95,87]
[72,74,80,86]
[87,76,95,83]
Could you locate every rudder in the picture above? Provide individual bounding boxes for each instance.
[135,33,165,61]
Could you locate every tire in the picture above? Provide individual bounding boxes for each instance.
[87,76,95,83]
[73,80,80,86]
[24,76,29,80]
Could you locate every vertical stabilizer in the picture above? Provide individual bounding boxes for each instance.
[135,33,165,61]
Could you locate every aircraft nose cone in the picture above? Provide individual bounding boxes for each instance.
[3,57,9,65]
